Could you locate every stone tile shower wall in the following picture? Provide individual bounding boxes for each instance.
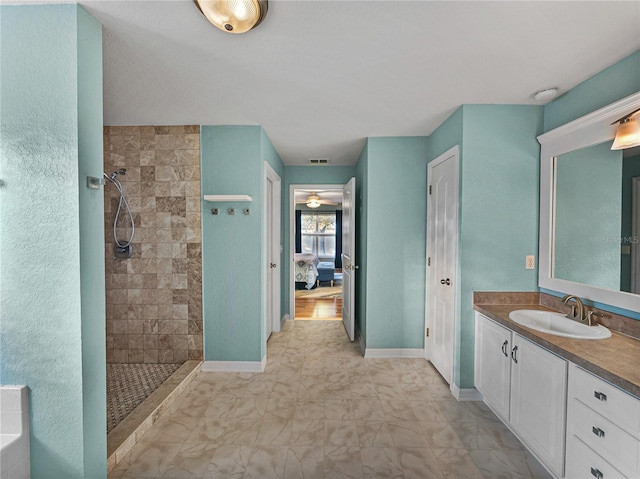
[104,126,202,364]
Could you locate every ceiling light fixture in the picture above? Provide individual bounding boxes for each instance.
[611,108,640,150]
[306,194,321,209]
[194,0,268,34]
[533,88,559,102]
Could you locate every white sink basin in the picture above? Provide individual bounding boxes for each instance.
[508,310,611,340]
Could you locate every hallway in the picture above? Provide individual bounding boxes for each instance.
[109,320,550,478]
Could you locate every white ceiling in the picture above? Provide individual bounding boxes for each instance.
[10,1,640,165]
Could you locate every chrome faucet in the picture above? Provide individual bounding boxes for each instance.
[561,295,584,323]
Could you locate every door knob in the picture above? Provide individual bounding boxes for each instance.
[440,278,451,285]
[270,263,277,268]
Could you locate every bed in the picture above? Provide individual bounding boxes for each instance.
[294,253,319,289]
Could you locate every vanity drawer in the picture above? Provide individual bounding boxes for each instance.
[570,364,640,437]
[566,435,629,479]
[569,398,639,473]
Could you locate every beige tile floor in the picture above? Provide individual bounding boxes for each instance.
[109,320,552,479]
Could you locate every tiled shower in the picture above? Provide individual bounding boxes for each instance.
[103,125,203,432]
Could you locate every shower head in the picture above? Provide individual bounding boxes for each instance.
[108,168,126,180]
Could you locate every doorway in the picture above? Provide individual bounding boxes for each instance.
[291,186,344,321]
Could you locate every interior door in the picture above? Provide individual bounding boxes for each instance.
[342,177,356,341]
[265,163,281,338]
[425,147,458,384]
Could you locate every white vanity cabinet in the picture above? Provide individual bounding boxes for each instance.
[475,312,512,420]
[565,363,640,479]
[475,312,568,478]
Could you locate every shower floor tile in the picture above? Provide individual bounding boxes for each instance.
[107,363,181,433]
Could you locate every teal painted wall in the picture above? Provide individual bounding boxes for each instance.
[457,105,543,388]
[621,154,640,291]
[355,145,369,345]
[0,4,105,477]
[282,166,355,315]
[427,105,542,389]
[201,126,262,362]
[429,107,464,160]
[362,137,429,349]
[544,50,640,131]
[555,142,622,290]
[261,130,285,179]
[201,126,283,362]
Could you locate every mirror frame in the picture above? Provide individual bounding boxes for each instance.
[537,91,640,312]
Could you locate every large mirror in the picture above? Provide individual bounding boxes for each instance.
[538,92,640,312]
[554,142,640,293]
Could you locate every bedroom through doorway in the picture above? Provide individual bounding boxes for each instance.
[292,187,344,320]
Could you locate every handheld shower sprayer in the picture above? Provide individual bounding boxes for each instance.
[104,168,134,258]
[110,168,127,180]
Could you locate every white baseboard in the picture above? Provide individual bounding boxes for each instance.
[450,384,483,401]
[364,348,425,359]
[202,356,266,373]
[281,314,289,330]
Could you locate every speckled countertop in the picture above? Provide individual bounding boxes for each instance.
[473,293,640,399]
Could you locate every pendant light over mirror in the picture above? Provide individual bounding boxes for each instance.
[611,108,640,150]
[194,0,268,34]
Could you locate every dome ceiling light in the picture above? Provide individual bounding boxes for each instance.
[194,0,268,34]
[533,88,559,102]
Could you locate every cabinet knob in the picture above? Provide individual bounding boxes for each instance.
[590,467,603,479]
[594,391,607,401]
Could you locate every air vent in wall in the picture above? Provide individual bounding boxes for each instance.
[308,158,329,165]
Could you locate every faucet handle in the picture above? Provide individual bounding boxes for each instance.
[565,304,577,320]
[586,311,604,326]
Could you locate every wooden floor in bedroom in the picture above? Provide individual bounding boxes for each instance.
[295,297,342,320]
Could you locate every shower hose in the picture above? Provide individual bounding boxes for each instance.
[104,169,135,251]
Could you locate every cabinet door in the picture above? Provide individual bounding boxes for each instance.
[510,334,567,478]
[475,314,511,421]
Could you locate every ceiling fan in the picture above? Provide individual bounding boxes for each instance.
[297,192,338,209]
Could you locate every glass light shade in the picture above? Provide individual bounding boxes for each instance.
[306,200,321,208]
[611,116,640,150]
[195,0,267,34]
